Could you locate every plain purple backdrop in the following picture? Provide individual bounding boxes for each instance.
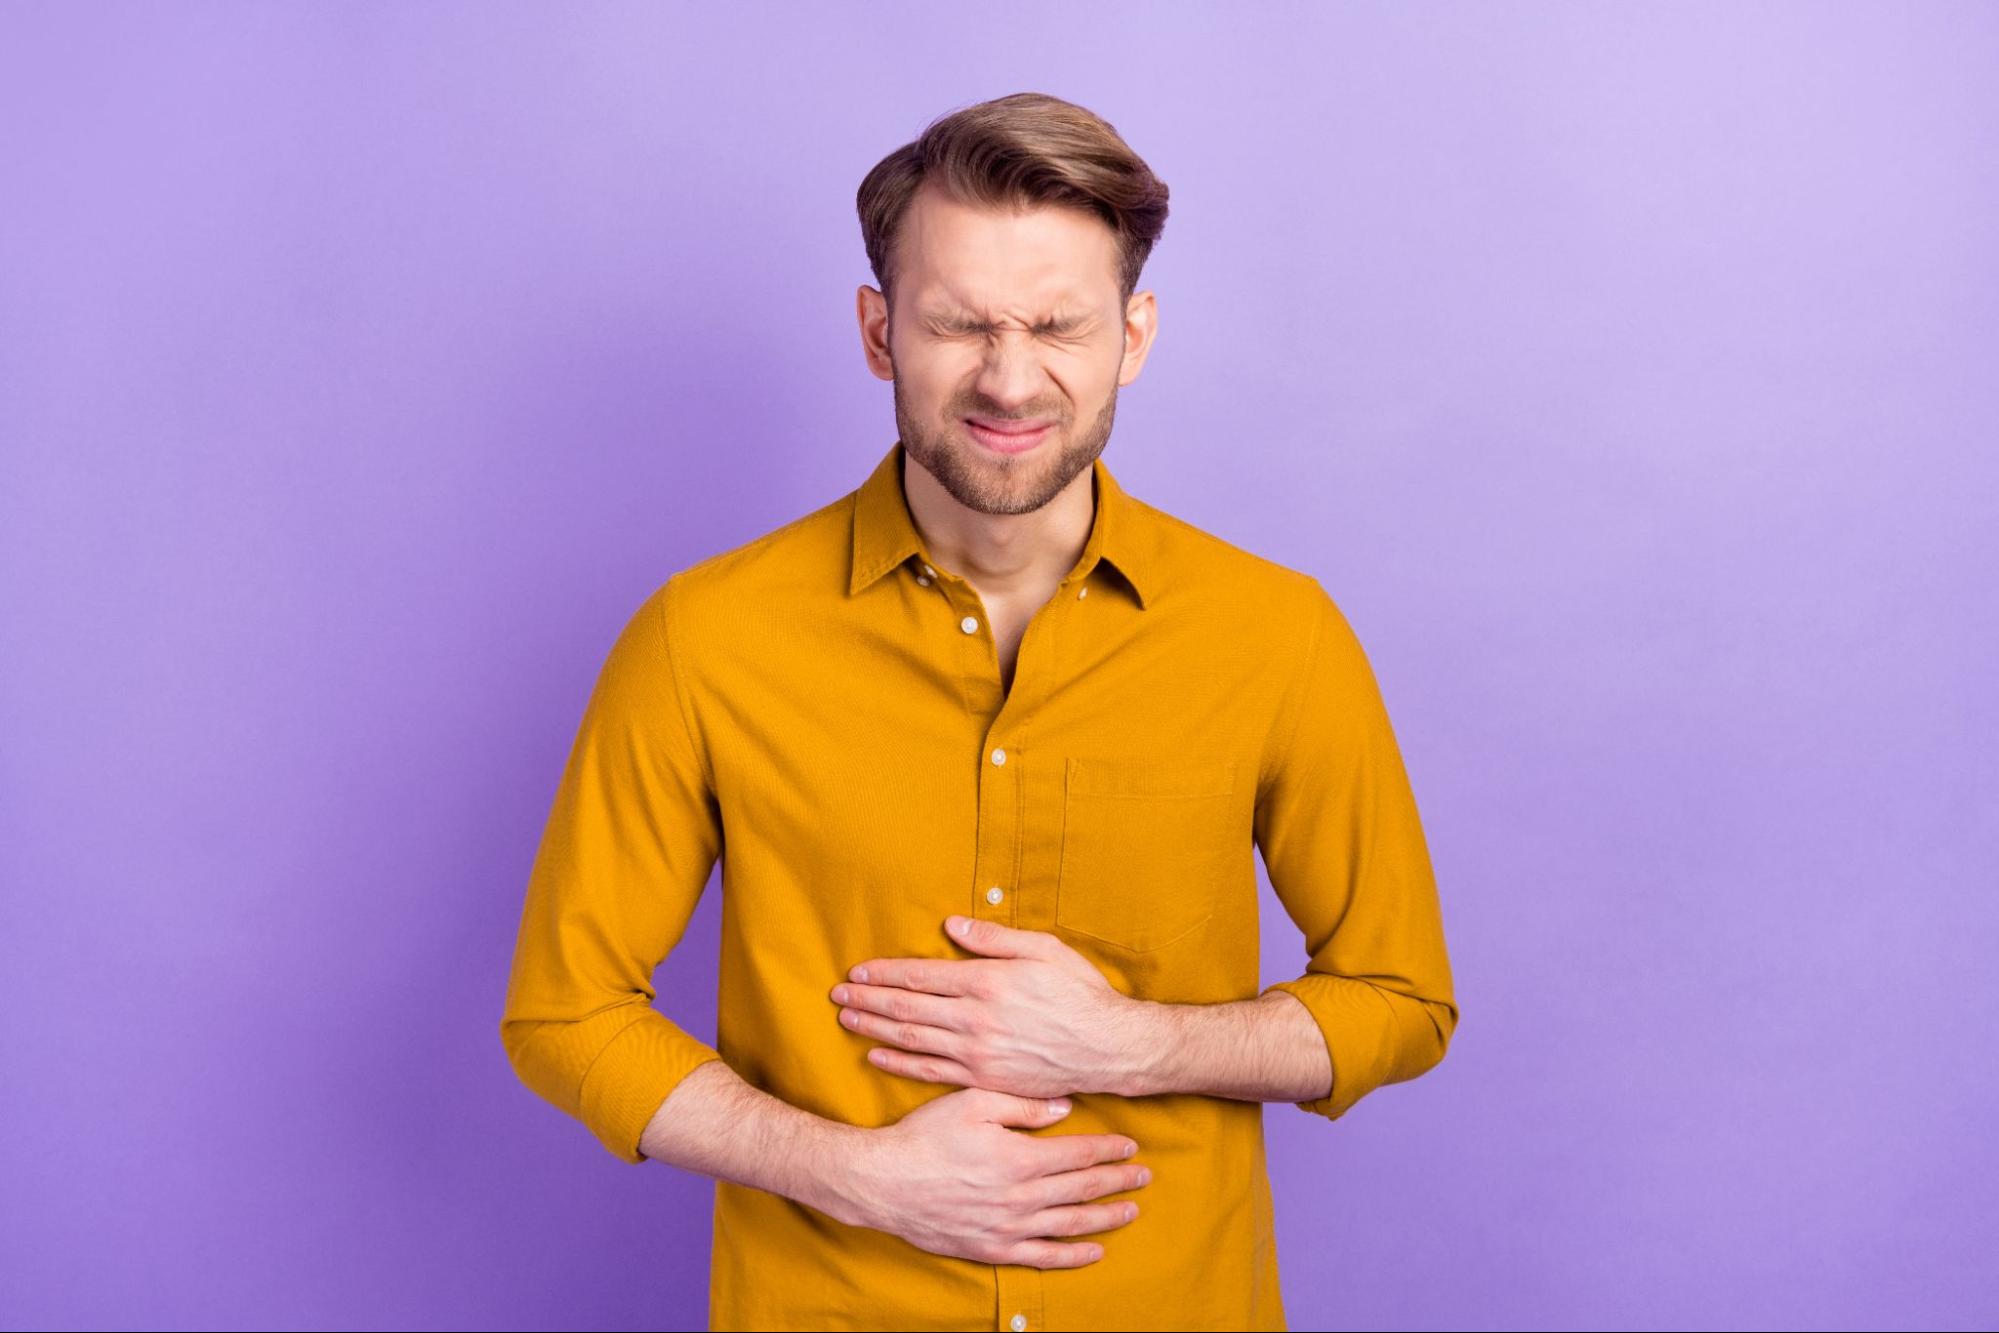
[3,3,1995,1330]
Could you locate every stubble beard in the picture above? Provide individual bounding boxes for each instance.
[893,373,1120,518]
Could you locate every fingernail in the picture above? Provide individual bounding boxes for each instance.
[1137,1167,1151,1185]
[853,966,868,982]
[831,986,849,1003]
[1049,1099,1071,1115]
[950,916,969,937]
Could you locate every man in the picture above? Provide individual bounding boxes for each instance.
[500,91,1459,1332]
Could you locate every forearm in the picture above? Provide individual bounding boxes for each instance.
[637,1057,876,1226]
[1115,990,1332,1103]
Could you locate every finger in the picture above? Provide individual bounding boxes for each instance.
[982,1092,1078,1128]
[1041,1131,1140,1173]
[1023,1159,1152,1210]
[864,1046,975,1086]
[831,982,968,1033]
[1001,1237,1105,1269]
[946,914,1049,960]
[845,957,981,996]
[1019,1198,1141,1240]
[839,1007,965,1061]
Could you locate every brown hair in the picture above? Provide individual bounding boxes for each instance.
[856,92,1170,321]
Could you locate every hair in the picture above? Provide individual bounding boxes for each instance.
[856,92,1170,323]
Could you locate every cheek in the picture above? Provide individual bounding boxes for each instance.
[905,368,976,415]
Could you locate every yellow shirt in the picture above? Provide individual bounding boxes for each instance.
[500,439,1459,1331]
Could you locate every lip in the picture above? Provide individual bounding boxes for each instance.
[964,417,1055,453]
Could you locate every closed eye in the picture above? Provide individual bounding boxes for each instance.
[939,324,1084,339]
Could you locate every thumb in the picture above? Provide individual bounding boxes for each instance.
[945,914,1039,957]
[982,1089,1074,1127]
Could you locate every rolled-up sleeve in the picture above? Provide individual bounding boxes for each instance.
[1254,578,1459,1122]
[499,575,726,1162]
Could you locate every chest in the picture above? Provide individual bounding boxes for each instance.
[690,575,1293,992]
[984,594,1040,695]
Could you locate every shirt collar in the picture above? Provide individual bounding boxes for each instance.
[848,438,1154,609]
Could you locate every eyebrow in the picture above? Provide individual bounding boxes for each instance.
[928,309,1091,335]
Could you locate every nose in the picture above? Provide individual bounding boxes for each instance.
[967,334,1057,416]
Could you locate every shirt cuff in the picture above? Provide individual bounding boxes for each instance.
[578,1006,726,1163]
[1261,974,1402,1122]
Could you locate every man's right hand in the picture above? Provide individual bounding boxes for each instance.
[830,1087,1151,1269]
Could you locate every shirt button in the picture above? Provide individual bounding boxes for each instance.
[960,615,979,634]
[922,563,937,578]
[986,886,1004,904]
[991,747,1006,766]
[917,575,931,586]
[1011,1315,1027,1331]
[1078,584,1089,598]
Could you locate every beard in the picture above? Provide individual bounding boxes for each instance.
[892,374,1120,517]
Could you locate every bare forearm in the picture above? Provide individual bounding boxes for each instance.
[637,1058,874,1225]
[1116,990,1332,1103]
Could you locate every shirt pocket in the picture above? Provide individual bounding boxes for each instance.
[1056,755,1241,953]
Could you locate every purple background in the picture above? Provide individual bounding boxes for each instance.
[3,3,1994,1329]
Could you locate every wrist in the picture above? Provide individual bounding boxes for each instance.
[1111,997,1179,1098]
[791,1119,882,1229]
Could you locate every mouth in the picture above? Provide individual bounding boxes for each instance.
[964,416,1056,454]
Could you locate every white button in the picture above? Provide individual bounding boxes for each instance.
[991,748,1006,766]
[960,615,979,634]
[917,576,930,586]
[1078,585,1089,598]
[986,886,1004,904]
[1011,1315,1027,1332]
[922,563,936,578]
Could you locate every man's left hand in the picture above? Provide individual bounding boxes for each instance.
[829,915,1153,1098]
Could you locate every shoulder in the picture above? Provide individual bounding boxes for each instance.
[1124,491,1394,709]
[1127,490,1331,628]
[644,487,856,636]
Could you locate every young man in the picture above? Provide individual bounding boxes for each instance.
[501,91,1459,1332]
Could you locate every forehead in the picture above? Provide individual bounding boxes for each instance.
[896,184,1119,314]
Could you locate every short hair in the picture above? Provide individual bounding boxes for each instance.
[856,92,1171,321]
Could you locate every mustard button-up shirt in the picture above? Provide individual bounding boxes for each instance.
[500,439,1459,1331]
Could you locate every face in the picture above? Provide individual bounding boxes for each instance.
[858,182,1158,517]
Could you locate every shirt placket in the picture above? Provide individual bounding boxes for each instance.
[915,553,1084,1332]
